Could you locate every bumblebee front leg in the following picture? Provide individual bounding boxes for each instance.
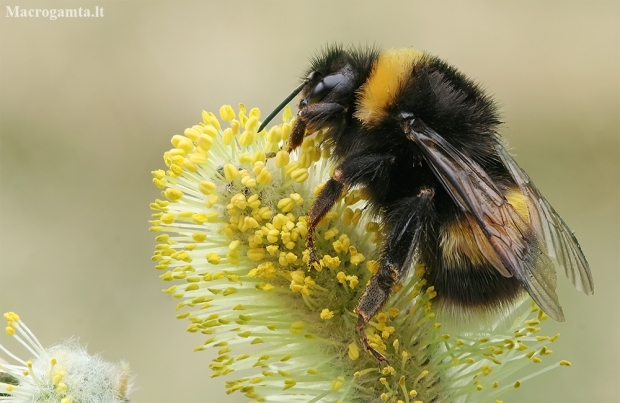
[355,188,435,363]
[288,103,346,151]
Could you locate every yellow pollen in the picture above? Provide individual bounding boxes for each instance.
[283,379,296,390]
[320,309,334,319]
[206,253,221,264]
[290,168,309,183]
[164,188,183,201]
[219,105,235,121]
[277,198,295,213]
[366,260,379,274]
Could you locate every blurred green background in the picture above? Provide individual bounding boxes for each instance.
[1,1,618,402]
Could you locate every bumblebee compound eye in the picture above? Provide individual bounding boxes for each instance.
[306,73,346,105]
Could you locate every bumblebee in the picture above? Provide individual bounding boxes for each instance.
[258,45,594,362]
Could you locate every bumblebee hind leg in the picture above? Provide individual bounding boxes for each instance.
[355,188,436,363]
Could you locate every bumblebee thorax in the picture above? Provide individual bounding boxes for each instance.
[354,48,424,126]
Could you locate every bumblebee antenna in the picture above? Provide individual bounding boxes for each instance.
[257,73,315,133]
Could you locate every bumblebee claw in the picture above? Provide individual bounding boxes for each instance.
[355,312,389,365]
[307,249,320,270]
[309,250,319,263]
[370,350,390,366]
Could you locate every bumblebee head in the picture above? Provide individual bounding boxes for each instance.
[258,46,377,149]
[296,46,363,108]
[298,70,350,108]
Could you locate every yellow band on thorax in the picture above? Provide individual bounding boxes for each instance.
[355,48,424,125]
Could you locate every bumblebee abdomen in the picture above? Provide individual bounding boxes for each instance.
[428,256,525,311]
[427,211,527,311]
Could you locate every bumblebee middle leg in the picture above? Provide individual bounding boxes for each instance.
[307,174,345,265]
[355,188,436,362]
[306,154,398,265]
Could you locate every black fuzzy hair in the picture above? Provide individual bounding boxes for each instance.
[303,44,379,87]
[394,54,503,165]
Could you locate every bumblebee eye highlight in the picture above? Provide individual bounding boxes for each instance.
[307,73,346,105]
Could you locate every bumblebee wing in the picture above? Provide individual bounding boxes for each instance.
[405,119,564,320]
[496,145,594,295]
